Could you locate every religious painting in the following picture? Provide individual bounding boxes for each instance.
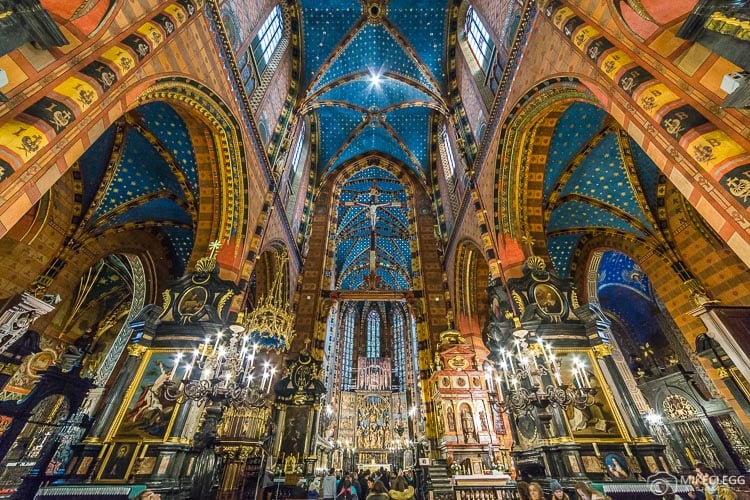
[114,351,179,441]
[605,453,630,479]
[516,414,538,446]
[532,283,564,316]
[156,453,172,475]
[557,352,624,440]
[177,286,208,318]
[280,406,308,457]
[76,455,94,475]
[98,442,139,481]
[566,453,581,474]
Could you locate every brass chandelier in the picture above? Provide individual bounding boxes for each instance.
[242,250,296,351]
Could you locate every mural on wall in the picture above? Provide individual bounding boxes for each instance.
[114,351,179,441]
[1,336,66,399]
[41,0,117,36]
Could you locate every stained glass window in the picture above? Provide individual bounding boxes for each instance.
[367,309,381,358]
[342,306,355,390]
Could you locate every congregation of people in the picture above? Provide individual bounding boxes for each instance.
[265,460,741,499]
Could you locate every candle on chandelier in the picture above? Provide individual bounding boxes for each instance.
[201,337,210,362]
[540,341,549,363]
[573,365,583,388]
[169,352,183,381]
[249,343,258,369]
[183,350,198,380]
[580,364,590,387]
[496,376,504,399]
[267,367,277,393]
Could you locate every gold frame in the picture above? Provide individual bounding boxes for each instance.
[105,348,183,443]
[553,348,631,443]
[96,441,141,482]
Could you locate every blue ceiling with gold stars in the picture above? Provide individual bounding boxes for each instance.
[300,0,447,181]
[76,102,198,275]
[597,250,662,346]
[544,102,662,279]
[335,166,411,290]
[300,0,449,293]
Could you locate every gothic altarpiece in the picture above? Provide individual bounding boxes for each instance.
[331,357,412,471]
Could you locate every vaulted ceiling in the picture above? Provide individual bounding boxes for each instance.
[76,101,197,275]
[543,102,664,280]
[299,0,449,291]
[299,0,448,182]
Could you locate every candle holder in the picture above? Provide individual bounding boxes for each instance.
[485,337,597,416]
[159,324,276,410]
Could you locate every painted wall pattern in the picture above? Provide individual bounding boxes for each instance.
[0,0,199,186]
[538,0,750,209]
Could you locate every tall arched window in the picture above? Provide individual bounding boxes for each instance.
[342,307,355,390]
[252,5,283,74]
[366,309,380,358]
[393,308,406,390]
[465,6,495,75]
[440,123,459,217]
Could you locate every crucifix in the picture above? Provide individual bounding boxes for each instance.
[342,182,406,289]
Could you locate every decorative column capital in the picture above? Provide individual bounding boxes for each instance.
[592,343,614,358]
[683,278,719,307]
[126,344,148,358]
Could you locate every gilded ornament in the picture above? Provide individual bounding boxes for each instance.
[525,255,546,272]
[511,291,526,316]
[126,344,148,357]
[593,343,613,358]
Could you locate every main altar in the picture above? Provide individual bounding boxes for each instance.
[328,357,415,471]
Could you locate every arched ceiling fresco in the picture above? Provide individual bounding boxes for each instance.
[300,0,448,292]
[76,101,198,275]
[543,102,663,280]
[300,0,448,182]
[335,166,411,291]
[596,250,661,346]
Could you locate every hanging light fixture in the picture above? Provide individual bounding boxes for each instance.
[161,324,277,409]
[486,336,597,415]
[242,250,296,352]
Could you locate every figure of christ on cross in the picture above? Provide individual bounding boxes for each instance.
[342,182,407,289]
[343,182,406,231]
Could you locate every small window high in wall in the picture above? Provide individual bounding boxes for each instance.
[252,5,283,74]
[465,6,495,75]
